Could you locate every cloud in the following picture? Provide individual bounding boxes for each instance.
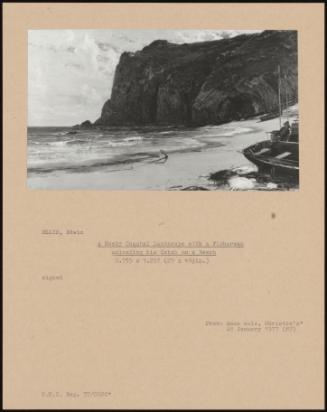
[66,46,76,53]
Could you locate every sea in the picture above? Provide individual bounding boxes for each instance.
[27,108,299,190]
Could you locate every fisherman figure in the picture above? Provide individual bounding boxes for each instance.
[159,149,168,162]
[279,121,291,141]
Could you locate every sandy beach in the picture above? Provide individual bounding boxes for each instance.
[28,105,298,190]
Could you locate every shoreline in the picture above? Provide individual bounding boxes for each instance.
[28,106,298,191]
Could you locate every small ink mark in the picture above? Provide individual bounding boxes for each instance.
[271,213,276,219]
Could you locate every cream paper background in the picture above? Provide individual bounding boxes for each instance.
[3,3,324,409]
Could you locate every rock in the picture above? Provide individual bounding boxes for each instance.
[209,169,236,184]
[96,30,298,126]
[72,119,94,130]
[80,120,93,128]
[181,186,210,191]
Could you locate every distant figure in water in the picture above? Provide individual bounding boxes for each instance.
[279,121,291,141]
[159,149,168,162]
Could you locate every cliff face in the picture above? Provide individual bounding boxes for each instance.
[95,30,298,127]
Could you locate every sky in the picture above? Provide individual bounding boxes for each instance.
[28,29,261,126]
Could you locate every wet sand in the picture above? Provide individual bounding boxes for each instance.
[28,106,298,190]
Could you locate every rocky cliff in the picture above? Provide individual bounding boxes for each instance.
[94,30,298,127]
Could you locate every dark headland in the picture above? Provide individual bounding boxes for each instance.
[75,30,297,129]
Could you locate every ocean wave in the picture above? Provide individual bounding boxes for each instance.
[48,141,68,147]
[123,135,144,142]
[222,127,253,136]
[27,122,257,178]
[57,136,144,148]
[181,138,206,149]
[66,139,90,145]
[27,152,159,174]
[157,131,176,135]
[54,131,70,136]
[28,140,47,146]
[107,140,140,147]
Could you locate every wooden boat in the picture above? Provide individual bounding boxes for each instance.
[243,65,299,178]
[243,138,299,177]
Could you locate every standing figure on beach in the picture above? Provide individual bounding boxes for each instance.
[159,150,168,162]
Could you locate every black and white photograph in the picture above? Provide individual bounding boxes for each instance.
[28,29,299,190]
[5,2,325,410]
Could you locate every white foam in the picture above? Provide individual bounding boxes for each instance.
[228,176,256,190]
[123,136,144,142]
[266,182,278,189]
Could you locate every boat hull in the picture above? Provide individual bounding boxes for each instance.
[243,140,299,178]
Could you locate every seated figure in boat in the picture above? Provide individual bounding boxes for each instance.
[279,121,291,141]
[288,121,299,142]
